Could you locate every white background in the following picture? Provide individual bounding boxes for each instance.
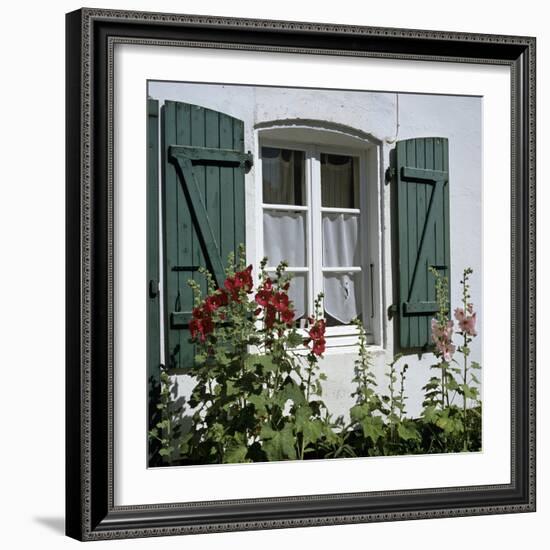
[0,0,545,548]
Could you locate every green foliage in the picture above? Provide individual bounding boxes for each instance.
[149,251,482,466]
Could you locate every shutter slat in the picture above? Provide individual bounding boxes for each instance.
[406,139,419,345]
[395,137,450,349]
[191,105,207,296]
[415,138,428,345]
[220,114,235,261]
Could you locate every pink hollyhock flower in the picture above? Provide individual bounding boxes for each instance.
[431,317,455,361]
[437,341,456,362]
[459,312,477,337]
[454,307,465,322]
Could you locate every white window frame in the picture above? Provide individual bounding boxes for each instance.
[254,126,383,349]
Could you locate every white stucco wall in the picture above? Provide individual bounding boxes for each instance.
[148,81,482,421]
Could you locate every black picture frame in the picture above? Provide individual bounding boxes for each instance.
[65,8,536,541]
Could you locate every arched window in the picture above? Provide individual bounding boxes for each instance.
[254,124,382,346]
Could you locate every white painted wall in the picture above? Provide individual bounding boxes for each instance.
[149,81,482,419]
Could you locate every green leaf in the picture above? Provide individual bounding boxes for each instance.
[275,379,307,409]
[294,405,324,445]
[159,447,174,457]
[359,415,385,443]
[287,331,305,348]
[422,405,440,423]
[350,403,368,422]
[446,378,460,392]
[244,354,278,373]
[224,440,248,463]
[397,421,420,442]
[462,385,479,399]
[248,392,270,415]
[260,423,297,461]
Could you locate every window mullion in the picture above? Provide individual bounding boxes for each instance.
[310,148,323,317]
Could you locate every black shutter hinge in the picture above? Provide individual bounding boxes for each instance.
[149,279,159,298]
[387,304,398,320]
[385,166,396,185]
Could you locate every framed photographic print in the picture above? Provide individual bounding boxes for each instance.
[65,7,536,541]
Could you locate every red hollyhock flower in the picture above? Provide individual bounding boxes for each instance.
[224,276,236,293]
[189,318,199,340]
[233,265,253,292]
[265,306,277,329]
[308,320,326,341]
[217,290,229,306]
[203,295,218,313]
[281,308,295,326]
[255,289,272,307]
[192,306,204,319]
[263,277,273,291]
[189,317,214,342]
[224,276,242,302]
[254,307,262,316]
[312,337,326,356]
[205,290,228,312]
[270,291,290,312]
[201,317,214,336]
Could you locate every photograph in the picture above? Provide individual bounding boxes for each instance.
[146,81,483,467]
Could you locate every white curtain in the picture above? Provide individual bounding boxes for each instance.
[322,213,362,323]
[324,273,362,324]
[262,148,298,204]
[321,155,356,208]
[322,213,360,267]
[263,211,306,267]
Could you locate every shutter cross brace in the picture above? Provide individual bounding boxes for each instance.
[169,145,253,173]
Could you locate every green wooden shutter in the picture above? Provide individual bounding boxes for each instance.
[147,98,161,456]
[394,137,450,349]
[162,100,252,370]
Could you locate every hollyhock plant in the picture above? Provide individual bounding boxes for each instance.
[181,250,334,464]
[455,267,480,450]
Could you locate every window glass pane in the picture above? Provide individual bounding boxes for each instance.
[322,213,360,267]
[321,154,360,208]
[263,210,306,267]
[262,147,305,205]
[323,272,362,325]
